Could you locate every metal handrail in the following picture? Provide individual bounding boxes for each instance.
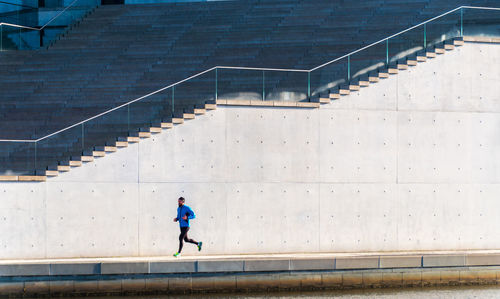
[41,0,81,30]
[0,5,499,143]
[0,22,39,30]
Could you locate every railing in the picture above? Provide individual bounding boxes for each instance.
[0,0,98,50]
[0,6,499,176]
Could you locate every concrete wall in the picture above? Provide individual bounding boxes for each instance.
[0,42,499,259]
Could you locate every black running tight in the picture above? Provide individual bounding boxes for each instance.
[178,227,198,253]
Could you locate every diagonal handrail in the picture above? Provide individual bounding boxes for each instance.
[40,0,82,30]
[0,22,39,30]
[0,5,499,143]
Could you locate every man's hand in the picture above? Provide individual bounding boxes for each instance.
[182,215,188,220]
[173,217,178,222]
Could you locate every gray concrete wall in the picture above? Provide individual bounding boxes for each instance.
[0,42,499,259]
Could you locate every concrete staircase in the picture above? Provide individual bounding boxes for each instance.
[0,0,497,179]
[0,35,468,181]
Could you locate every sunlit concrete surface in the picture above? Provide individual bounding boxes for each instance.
[0,42,499,260]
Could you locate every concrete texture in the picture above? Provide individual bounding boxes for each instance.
[2,251,499,277]
[0,43,499,259]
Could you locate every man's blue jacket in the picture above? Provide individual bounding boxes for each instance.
[177,205,196,228]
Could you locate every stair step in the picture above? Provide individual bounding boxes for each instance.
[329,92,340,99]
[194,108,206,115]
[397,63,408,70]
[161,122,174,129]
[18,176,46,182]
[205,104,217,110]
[127,136,140,143]
[139,132,152,138]
[93,150,106,157]
[105,146,117,152]
[116,140,128,147]
[407,58,417,66]
[349,84,360,91]
[57,165,71,172]
[69,160,82,167]
[81,155,95,162]
[45,170,59,177]
[319,96,330,104]
[454,38,464,46]
[378,69,389,78]
[0,176,18,181]
[417,55,427,62]
[359,79,369,87]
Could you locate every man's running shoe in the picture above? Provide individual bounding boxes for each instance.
[198,242,203,252]
[173,252,181,257]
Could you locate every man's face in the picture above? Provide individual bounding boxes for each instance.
[178,199,184,207]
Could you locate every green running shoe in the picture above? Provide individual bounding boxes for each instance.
[173,252,181,257]
[198,242,203,252]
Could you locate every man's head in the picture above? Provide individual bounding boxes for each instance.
[178,197,185,207]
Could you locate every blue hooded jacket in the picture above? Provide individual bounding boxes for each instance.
[177,204,196,228]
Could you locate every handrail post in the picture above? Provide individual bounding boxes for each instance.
[81,123,84,150]
[307,72,311,101]
[262,70,265,101]
[347,55,350,80]
[423,23,427,48]
[34,142,37,173]
[172,86,175,115]
[127,105,130,132]
[386,39,389,65]
[460,7,464,37]
[215,68,218,101]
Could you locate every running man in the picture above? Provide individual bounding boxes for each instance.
[173,197,202,257]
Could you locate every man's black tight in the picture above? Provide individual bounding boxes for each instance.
[178,227,198,253]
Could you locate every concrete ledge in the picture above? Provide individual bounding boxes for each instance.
[244,259,290,272]
[50,263,100,275]
[197,260,244,273]
[101,262,148,275]
[150,261,196,274]
[423,255,465,267]
[0,264,50,276]
[466,254,500,266]
[380,256,422,268]
[3,252,500,278]
[336,257,379,270]
[290,258,335,271]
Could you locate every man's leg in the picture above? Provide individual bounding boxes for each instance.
[182,227,199,246]
[178,227,188,253]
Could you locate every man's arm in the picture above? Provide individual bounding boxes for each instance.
[186,206,196,219]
